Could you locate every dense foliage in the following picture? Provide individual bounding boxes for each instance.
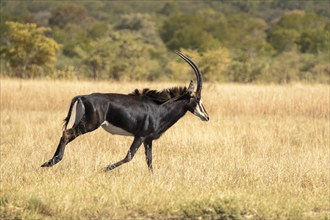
[1,22,60,78]
[0,0,329,83]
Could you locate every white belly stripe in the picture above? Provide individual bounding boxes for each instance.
[101,121,133,136]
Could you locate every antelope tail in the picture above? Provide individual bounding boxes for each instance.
[63,96,84,130]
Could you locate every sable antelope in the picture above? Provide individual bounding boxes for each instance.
[41,51,209,172]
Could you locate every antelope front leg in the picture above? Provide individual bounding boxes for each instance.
[104,137,143,171]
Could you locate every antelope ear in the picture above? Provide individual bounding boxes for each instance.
[187,80,194,92]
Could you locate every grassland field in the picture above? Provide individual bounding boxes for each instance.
[0,78,329,219]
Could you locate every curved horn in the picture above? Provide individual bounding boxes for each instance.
[175,50,203,98]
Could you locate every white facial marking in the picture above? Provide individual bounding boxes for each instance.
[195,100,204,115]
[194,100,209,121]
[101,121,133,136]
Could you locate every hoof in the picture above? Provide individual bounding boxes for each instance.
[41,161,52,167]
[104,165,115,172]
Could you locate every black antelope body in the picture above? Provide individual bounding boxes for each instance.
[41,51,209,172]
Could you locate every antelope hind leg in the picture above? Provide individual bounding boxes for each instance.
[41,128,77,167]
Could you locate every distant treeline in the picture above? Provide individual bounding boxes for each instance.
[1,0,329,83]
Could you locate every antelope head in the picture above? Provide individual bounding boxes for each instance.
[175,51,209,121]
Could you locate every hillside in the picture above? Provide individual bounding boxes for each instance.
[1,0,329,83]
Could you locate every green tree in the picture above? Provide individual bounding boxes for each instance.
[76,29,161,81]
[49,3,91,28]
[1,21,60,78]
[267,29,300,52]
[267,12,328,53]
[166,48,231,82]
[160,12,220,51]
[224,13,269,57]
[115,13,165,48]
[200,48,231,81]
[298,29,329,53]
[75,37,113,80]
[87,20,108,39]
[159,2,178,16]
[74,12,167,80]
[225,59,268,83]
[275,12,324,32]
[52,23,88,57]
[49,3,93,58]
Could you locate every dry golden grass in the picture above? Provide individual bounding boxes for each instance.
[1,78,329,219]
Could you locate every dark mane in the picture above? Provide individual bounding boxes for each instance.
[129,86,189,104]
